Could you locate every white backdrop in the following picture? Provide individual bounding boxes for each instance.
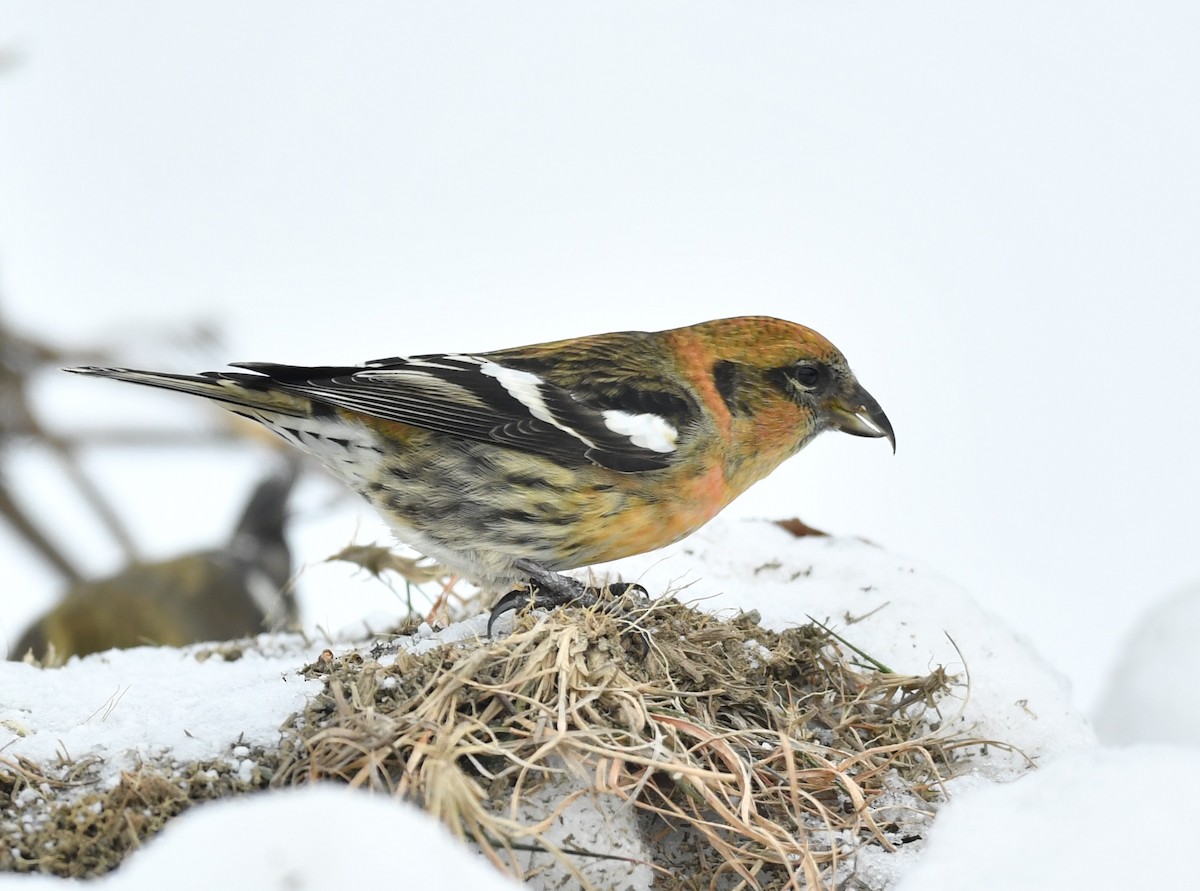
[1,0,1196,711]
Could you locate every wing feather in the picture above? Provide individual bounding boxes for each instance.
[228,356,682,472]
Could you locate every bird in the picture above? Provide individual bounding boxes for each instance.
[63,316,894,627]
[10,467,298,663]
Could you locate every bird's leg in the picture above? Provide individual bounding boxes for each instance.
[487,559,591,636]
[486,557,648,637]
[513,557,593,604]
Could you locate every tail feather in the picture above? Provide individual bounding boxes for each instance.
[63,366,311,417]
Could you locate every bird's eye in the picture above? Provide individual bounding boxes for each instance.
[791,364,822,389]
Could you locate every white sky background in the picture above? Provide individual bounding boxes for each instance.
[0,1,1197,711]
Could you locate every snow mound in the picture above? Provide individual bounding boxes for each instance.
[595,519,1095,767]
[1,636,325,781]
[892,744,1200,890]
[1093,582,1200,747]
[0,518,1109,888]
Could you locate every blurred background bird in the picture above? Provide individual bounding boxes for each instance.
[9,464,299,665]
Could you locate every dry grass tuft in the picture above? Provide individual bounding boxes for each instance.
[275,595,993,889]
[0,749,275,877]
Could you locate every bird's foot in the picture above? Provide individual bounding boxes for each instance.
[486,558,648,637]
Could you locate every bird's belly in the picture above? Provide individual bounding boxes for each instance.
[305,421,733,588]
[553,462,731,567]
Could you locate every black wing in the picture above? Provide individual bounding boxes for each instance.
[229,354,687,473]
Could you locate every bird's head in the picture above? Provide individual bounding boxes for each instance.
[767,338,895,455]
[678,316,896,457]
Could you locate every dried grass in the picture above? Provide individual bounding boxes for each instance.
[0,749,275,877]
[275,595,996,889]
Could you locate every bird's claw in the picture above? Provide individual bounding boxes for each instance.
[486,560,648,637]
[485,583,582,636]
[486,588,533,636]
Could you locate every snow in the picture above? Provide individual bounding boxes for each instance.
[7,519,1200,888]
[1092,583,1200,748]
[502,770,653,890]
[1,638,324,782]
[892,745,1200,891]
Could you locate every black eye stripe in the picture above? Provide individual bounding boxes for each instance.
[712,360,751,416]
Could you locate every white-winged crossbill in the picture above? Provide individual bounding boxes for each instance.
[65,316,894,606]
